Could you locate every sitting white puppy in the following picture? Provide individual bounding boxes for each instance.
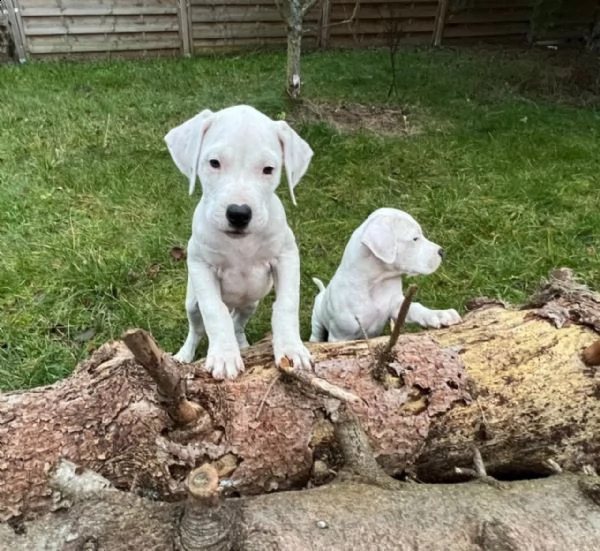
[165,105,314,379]
[310,208,461,342]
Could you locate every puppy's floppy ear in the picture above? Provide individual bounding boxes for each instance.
[361,215,396,264]
[276,120,313,206]
[164,109,214,196]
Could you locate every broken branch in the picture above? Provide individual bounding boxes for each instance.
[387,284,418,354]
[122,329,203,426]
[305,0,361,33]
[334,407,402,490]
[374,284,418,381]
[300,0,320,18]
[273,0,289,25]
[277,357,361,404]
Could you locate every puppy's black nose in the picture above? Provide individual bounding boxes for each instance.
[438,248,445,259]
[226,204,252,229]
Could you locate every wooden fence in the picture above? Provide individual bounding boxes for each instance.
[1,10,9,59]
[1,0,598,61]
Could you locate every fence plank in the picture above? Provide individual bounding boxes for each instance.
[432,0,449,46]
[4,0,27,61]
[443,22,530,38]
[191,7,319,24]
[178,0,192,55]
[29,38,180,53]
[446,9,533,25]
[319,0,331,47]
[25,22,179,35]
[329,4,438,20]
[21,0,175,7]
[21,7,178,16]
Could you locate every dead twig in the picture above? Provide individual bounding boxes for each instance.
[301,0,320,18]
[255,372,281,420]
[305,0,361,33]
[278,357,361,404]
[387,284,418,353]
[354,314,376,365]
[373,285,417,382]
[455,447,505,490]
[122,329,204,426]
[273,0,289,25]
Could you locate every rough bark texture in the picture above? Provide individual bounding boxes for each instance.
[0,345,173,521]
[2,448,600,550]
[286,0,304,99]
[417,269,600,481]
[0,329,469,521]
[1,269,599,528]
[283,0,318,98]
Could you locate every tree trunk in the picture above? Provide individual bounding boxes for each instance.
[286,1,303,99]
[1,268,599,526]
[2,429,600,550]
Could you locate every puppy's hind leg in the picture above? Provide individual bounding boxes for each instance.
[309,280,328,342]
[231,302,258,349]
[174,276,206,363]
[309,315,328,342]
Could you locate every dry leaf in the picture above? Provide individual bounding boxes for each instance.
[146,263,161,279]
[169,246,187,262]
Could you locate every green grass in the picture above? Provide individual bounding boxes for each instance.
[1,47,599,390]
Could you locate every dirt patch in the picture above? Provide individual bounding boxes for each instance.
[510,46,600,102]
[291,100,419,137]
[452,43,600,105]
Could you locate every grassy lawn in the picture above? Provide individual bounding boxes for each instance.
[1,47,599,390]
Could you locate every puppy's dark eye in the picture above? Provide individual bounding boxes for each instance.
[263,166,274,175]
[413,237,420,242]
[209,159,221,169]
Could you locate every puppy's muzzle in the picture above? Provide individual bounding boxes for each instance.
[226,204,252,230]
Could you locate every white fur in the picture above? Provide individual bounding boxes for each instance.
[310,208,461,342]
[165,105,313,379]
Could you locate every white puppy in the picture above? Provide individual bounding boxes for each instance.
[165,105,313,379]
[310,208,461,342]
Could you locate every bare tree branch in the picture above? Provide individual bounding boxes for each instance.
[305,0,360,33]
[301,0,321,18]
[274,0,289,25]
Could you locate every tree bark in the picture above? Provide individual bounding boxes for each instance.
[2,426,600,551]
[280,0,318,99]
[1,268,599,526]
[286,0,304,99]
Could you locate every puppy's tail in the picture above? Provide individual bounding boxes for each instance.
[312,277,326,293]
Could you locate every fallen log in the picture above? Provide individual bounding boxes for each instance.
[1,268,599,524]
[2,415,600,550]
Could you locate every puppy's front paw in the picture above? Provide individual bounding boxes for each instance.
[205,345,244,380]
[174,347,195,364]
[274,340,313,370]
[417,308,462,329]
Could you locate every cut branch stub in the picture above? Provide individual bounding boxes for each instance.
[185,464,220,505]
[178,464,237,551]
[582,340,600,366]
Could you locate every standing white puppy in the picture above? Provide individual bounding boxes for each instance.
[165,105,313,379]
[310,208,461,342]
